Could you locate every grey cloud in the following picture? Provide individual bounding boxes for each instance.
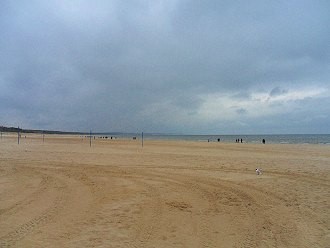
[0,0,329,133]
[236,108,247,115]
[269,87,288,97]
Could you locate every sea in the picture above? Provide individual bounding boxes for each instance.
[100,133,330,145]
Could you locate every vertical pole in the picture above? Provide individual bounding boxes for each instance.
[90,130,92,147]
[142,132,144,148]
[18,126,20,145]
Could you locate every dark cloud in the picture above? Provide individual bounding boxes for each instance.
[269,87,288,97]
[236,108,247,115]
[0,0,329,133]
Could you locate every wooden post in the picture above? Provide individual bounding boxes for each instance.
[90,130,92,147]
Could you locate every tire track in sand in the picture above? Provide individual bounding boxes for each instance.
[0,168,53,218]
[123,170,232,247]
[0,170,68,247]
[128,169,301,247]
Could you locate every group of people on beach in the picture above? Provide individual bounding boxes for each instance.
[235,138,266,144]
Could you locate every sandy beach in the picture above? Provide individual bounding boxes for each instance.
[0,134,329,247]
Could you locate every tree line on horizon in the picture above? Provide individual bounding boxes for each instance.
[0,126,84,135]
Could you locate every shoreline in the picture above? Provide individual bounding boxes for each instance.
[1,131,330,145]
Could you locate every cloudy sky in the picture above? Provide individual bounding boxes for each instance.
[1,0,329,134]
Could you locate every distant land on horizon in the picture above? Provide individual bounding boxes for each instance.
[0,126,85,135]
[0,126,141,136]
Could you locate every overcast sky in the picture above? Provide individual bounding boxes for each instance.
[1,0,329,134]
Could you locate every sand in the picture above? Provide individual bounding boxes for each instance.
[0,133,329,247]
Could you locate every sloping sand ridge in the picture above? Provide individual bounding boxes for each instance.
[0,134,329,247]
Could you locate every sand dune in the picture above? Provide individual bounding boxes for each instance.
[0,134,329,247]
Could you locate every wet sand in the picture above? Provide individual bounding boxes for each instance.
[0,134,329,247]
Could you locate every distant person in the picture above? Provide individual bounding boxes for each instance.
[241,138,243,143]
[217,138,220,142]
[262,139,265,144]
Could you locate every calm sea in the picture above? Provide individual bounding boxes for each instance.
[102,133,330,145]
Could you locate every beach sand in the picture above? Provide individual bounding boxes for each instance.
[0,134,329,247]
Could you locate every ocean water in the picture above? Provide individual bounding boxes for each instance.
[102,133,330,145]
